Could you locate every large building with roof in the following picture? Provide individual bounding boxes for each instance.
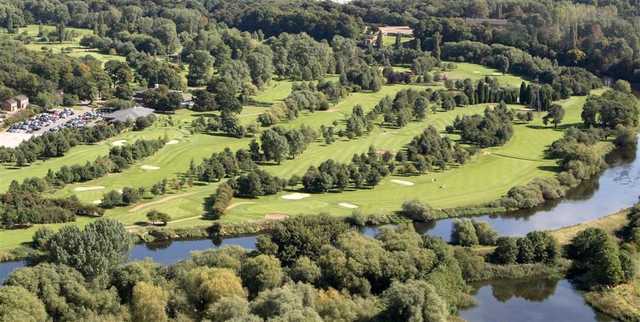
[104,106,155,123]
[2,95,29,112]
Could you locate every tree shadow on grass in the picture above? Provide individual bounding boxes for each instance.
[537,165,561,172]
[526,123,580,131]
[202,195,219,220]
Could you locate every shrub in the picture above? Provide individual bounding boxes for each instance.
[401,200,436,221]
[451,219,479,247]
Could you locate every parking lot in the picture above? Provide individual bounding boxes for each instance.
[0,107,101,148]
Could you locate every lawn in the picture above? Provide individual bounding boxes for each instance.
[0,62,597,250]
[186,92,589,225]
[101,92,587,230]
[382,35,413,48]
[11,24,125,63]
[443,62,526,88]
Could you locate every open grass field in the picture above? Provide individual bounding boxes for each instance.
[100,90,590,232]
[382,35,413,48]
[442,62,526,88]
[7,24,125,63]
[0,62,600,250]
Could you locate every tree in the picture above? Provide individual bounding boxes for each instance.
[240,255,284,296]
[44,218,133,279]
[131,282,168,322]
[543,104,565,128]
[401,200,435,221]
[6,15,15,34]
[260,129,289,164]
[473,221,498,245]
[290,256,321,283]
[147,210,171,225]
[192,89,217,111]
[5,263,120,320]
[432,32,442,60]
[184,267,246,308]
[56,22,65,43]
[381,280,449,322]
[270,215,350,265]
[613,79,632,93]
[567,228,627,287]
[188,50,214,86]
[105,61,133,86]
[492,237,519,264]
[451,219,479,247]
[0,286,47,322]
[204,296,255,322]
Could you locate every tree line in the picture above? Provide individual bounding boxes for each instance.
[0,138,166,229]
[0,122,128,167]
[451,102,514,148]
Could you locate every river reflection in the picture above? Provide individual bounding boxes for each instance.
[128,235,258,265]
[0,260,25,284]
[413,144,640,241]
[460,279,613,322]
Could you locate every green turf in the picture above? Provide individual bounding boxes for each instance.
[0,62,597,250]
[13,24,125,63]
[442,62,526,88]
[382,35,414,48]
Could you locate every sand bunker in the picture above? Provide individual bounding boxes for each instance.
[74,186,105,192]
[92,200,102,205]
[141,165,160,170]
[281,193,310,200]
[391,179,415,186]
[111,140,127,147]
[491,72,502,76]
[339,202,359,209]
[166,140,179,145]
[265,213,289,220]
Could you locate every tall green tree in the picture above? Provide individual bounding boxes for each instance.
[188,50,214,86]
[44,219,133,279]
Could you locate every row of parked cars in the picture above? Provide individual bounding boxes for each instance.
[50,111,104,131]
[8,109,103,134]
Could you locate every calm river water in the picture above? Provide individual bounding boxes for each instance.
[1,140,638,321]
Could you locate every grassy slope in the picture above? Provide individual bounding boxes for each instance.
[217,95,587,223]
[14,25,125,63]
[444,62,526,88]
[0,63,595,250]
[123,91,590,231]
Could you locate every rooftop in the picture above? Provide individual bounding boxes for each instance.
[378,26,414,36]
[104,106,154,123]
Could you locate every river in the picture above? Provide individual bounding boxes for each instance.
[460,278,613,322]
[1,141,638,321]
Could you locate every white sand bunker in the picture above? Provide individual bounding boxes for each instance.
[339,202,359,209]
[166,140,179,145]
[391,179,415,186]
[74,186,105,192]
[92,200,102,205]
[265,213,289,220]
[281,193,310,200]
[141,165,160,170]
[111,140,127,147]
[491,72,502,76]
